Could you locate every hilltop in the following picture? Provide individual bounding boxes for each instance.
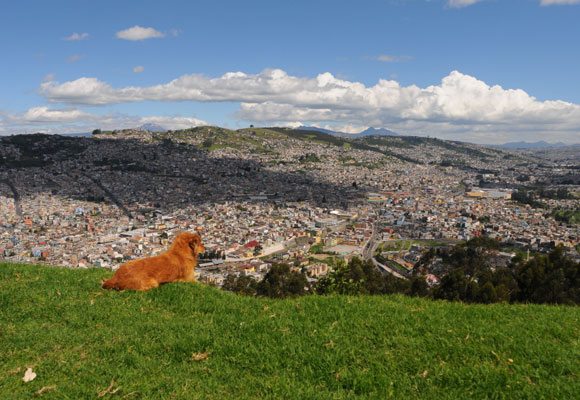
[91,125,516,167]
[1,262,579,399]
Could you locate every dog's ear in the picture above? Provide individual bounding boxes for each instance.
[175,233,191,249]
[189,234,200,250]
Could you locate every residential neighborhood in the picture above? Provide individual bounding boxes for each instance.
[1,128,578,287]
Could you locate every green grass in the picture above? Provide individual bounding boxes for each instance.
[377,240,412,252]
[1,263,579,399]
[412,240,459,247]
[385,260,411,275]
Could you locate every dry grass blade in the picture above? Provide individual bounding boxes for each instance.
[190,351,211,361]
[36,386,56,395]
[97,379,120,398]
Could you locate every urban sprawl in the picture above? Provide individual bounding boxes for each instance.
[1,127,578,287]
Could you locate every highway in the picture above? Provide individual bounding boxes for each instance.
[362,222,409,280]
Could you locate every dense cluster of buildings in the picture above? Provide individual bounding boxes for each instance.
[1,130,578,286]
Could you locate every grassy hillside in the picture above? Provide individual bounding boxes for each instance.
[1,263,579,399]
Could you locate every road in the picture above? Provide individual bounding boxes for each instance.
[362,222,409,280]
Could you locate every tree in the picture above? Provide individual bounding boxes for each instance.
[513,246,580,304]
[316,257,412,296]
[478,282,498,304]
[222,274,258,296]
[256,263,311,298]
[316,259,363,295]
[410,275,430,297]
[92,129,102,135]
[433,268,470,301]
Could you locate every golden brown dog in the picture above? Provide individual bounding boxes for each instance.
[102,232,204,291]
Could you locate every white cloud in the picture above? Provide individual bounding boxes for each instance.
[116,26,165,41]
[137,115,208,130]
[0,107,208,135]
[63,32,89,41]
[42,73,56,83]
[67,54,86,63]
[276,121,303,129]
[310,123,367,134]
[375,54,412,62]
[133,66,145,73]
[540,0,580,5]
[447,0,485,8]
[1,107,101,126]
[37,69,580,144]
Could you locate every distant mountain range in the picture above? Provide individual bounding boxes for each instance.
[496,141,568,149]
[297,126,399,137]
[56,126,575,150]
[352,127,399,137]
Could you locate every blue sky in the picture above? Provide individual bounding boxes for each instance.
[1,0,579,144]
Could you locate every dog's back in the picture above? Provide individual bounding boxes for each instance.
[102,256,172,291]
[101,259,158,291]
[102,232,203,291]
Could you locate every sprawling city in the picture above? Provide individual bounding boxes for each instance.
[2,127,578,288]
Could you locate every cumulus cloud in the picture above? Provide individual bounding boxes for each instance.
[63,32,89,41]
[133,65,145,73]
[309,123,367,134]
[540,0,580,5]
[116,26,165,41]
[137,115,208,130]
[447,0,485,8]
[0,107,208,135]
[37,69,580,144]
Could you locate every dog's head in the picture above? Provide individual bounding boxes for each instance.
[175,232,205,257]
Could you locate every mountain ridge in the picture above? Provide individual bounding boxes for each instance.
[497,140,569,149]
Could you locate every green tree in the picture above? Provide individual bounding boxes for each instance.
[478,282,498,304]
[316,258,365,295]
[223,274,258,296]
[513,246,580,304]
[433,268,470,301]
[409,275,430,297]
[256,263,311,298]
